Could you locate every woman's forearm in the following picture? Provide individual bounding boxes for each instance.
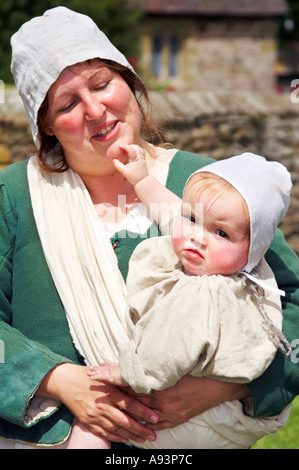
[134,376,250,431]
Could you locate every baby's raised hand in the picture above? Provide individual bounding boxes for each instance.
[113,144,149,186]
[87,362,127,386]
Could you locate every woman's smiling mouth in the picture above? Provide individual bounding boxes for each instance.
[92,121,118,140]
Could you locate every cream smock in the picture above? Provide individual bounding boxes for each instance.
[119,235,283,393]
[116,234,291,449]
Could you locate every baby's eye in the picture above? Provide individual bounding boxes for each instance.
[217,229,228,238]
[184,214,196,223]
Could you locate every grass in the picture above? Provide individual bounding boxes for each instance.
[251,396,299,449]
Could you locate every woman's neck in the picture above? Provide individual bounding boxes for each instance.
[79,141,153,206]
[80,145,176,223]
[82,171,139,224]
[83,170,137,206]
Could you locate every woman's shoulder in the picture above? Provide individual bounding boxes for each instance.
[166,150,215,197]
[0,158,31,210]
[0,158,30,187]
[171,149,215,170]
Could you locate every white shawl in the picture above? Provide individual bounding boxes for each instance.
[27,156,131,366]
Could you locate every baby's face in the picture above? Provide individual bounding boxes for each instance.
[171,185,250,276]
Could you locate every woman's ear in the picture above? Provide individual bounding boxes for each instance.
[44,127,54,136]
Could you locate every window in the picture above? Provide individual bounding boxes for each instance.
[169,35,180,78]
[152,33,180,79]
[152,34,163,77]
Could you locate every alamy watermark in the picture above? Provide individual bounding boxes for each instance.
[105,199,204,241]
[0,80,4,104]
[290,339,299,364]
[290,79,299,103]
[0,340,4,363]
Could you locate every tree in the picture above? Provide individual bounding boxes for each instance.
[0,0,142,84]
[279,0,299,42]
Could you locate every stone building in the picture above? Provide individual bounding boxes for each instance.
[138,0,289,91]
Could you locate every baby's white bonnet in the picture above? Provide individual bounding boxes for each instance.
[187,153,292,274]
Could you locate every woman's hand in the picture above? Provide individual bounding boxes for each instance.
[36,363,158,444]
[129,375,250,431]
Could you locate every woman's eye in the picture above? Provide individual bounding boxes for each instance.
[59,101,76,112]
[217,229,228,238]
[93,81,109,91]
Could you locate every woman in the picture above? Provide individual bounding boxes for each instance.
[0,7,298,448]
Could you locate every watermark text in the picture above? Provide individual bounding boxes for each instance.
[0,80,4,104]
[290,79,299,103]
[0,340,4,363]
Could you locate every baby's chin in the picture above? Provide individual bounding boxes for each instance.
[182,265,208,277]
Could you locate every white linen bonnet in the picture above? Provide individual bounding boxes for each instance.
[188,154,293,356]
[187,153,292,275]
[10,6,136,146]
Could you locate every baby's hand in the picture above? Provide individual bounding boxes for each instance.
[87,362,127,386]
[113,144,149,186]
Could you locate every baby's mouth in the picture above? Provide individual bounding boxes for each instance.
[184,249,204,261]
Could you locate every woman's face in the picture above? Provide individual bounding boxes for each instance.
[45,59,142,178]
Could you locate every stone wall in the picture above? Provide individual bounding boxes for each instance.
[151,90,299,256]
[0,114,35,169]
[0,88,298,256]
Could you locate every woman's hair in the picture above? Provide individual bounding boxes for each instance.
[185,171,250,238]
[37,59,164,172]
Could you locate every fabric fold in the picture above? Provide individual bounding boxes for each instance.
[27,156,131,366]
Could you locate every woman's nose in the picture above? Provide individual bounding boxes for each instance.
[85,95,106,120]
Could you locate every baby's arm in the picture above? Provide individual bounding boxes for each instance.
[114,145,181,229]
[114,144,149,187]
[88,363,127,386]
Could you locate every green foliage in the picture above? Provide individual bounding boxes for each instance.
[279,0,299,42]
[0,0,143,84]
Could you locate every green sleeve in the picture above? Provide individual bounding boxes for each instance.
[0,179,72,429]
[247,229,299,417]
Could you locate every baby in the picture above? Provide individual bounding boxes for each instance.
[68,147,292,449]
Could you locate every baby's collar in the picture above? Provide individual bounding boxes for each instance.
[238,270,285,297]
